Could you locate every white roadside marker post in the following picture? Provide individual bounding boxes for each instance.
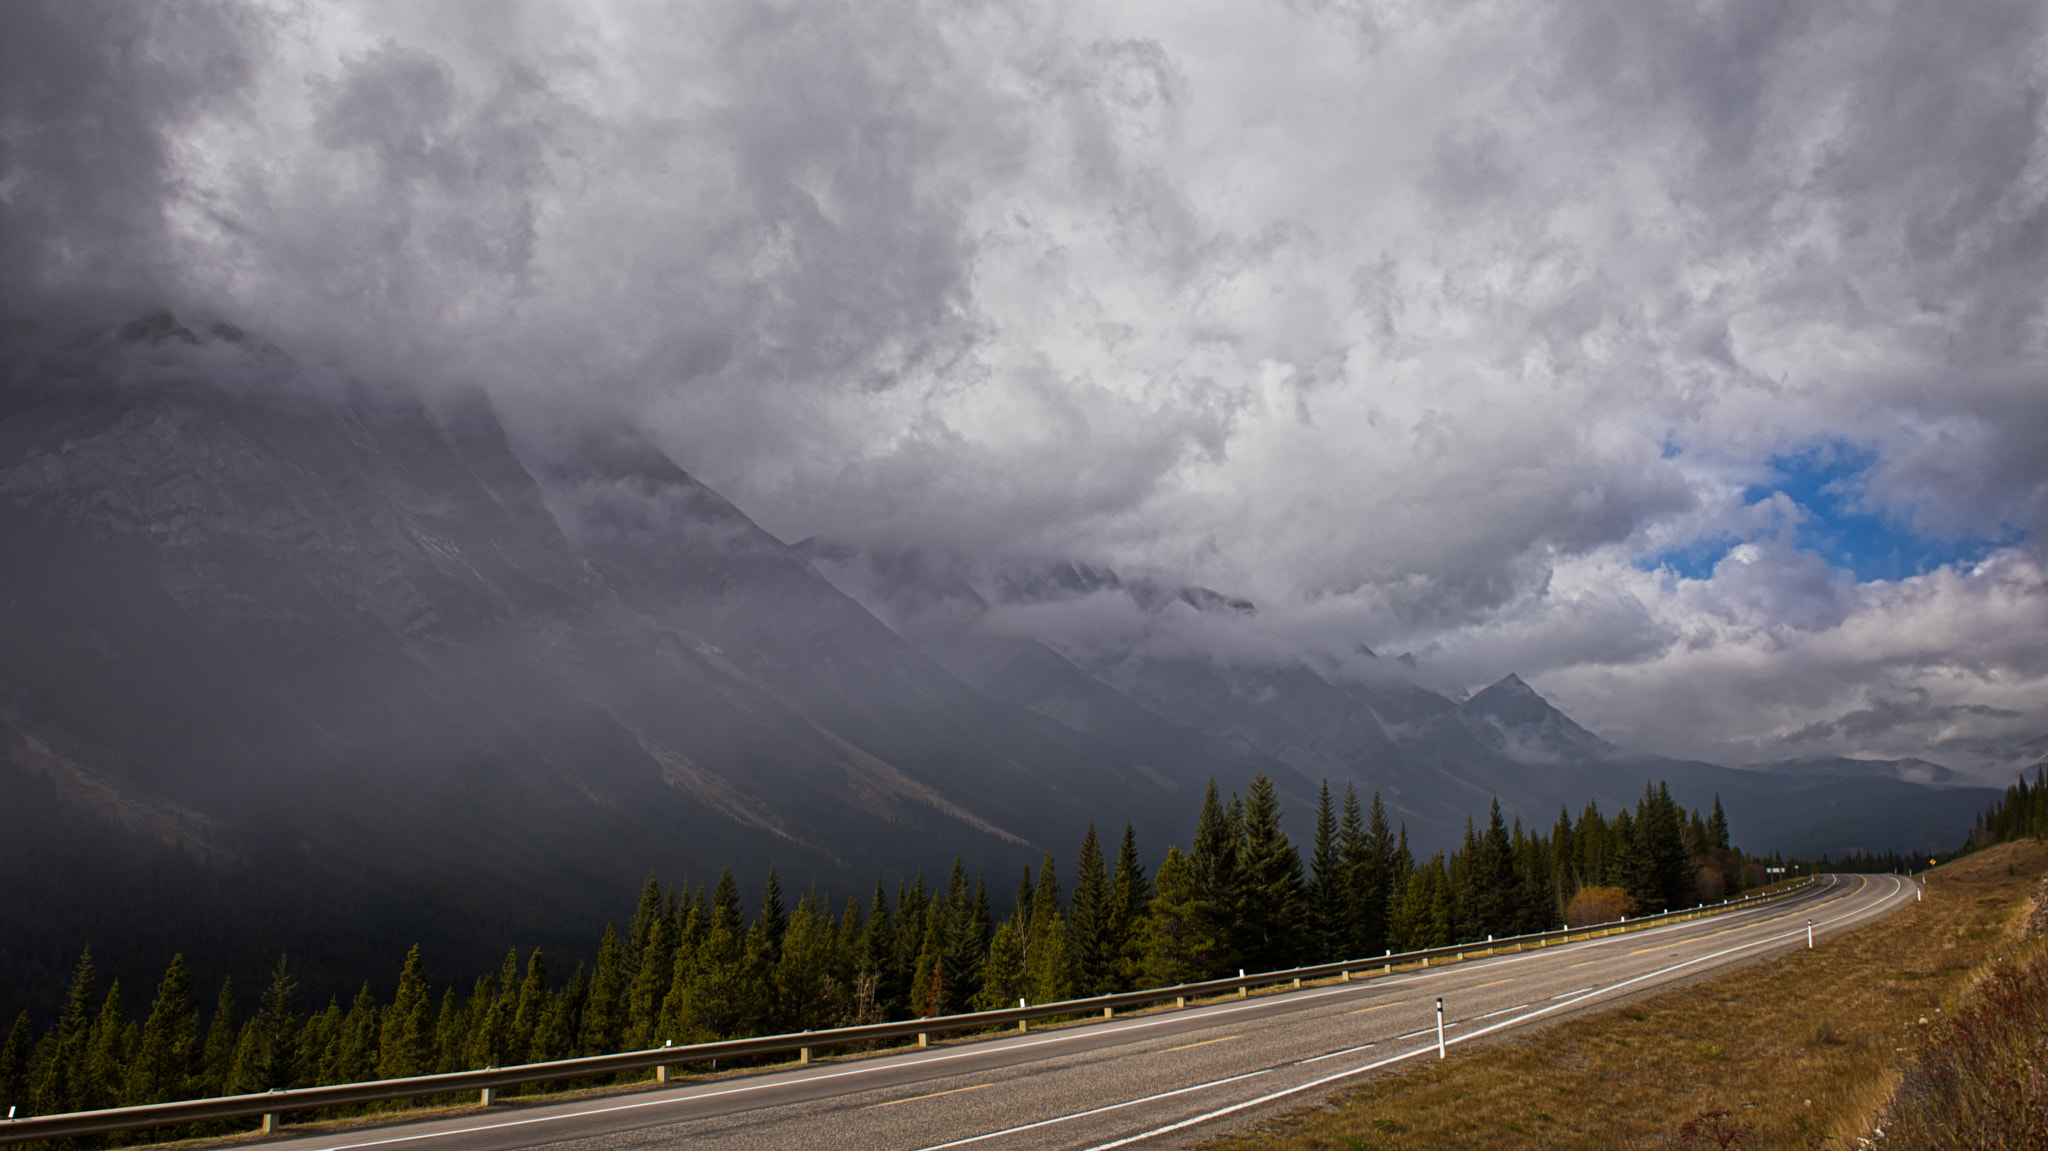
[1435,997,1446,1060]
[1807,919,1814,948]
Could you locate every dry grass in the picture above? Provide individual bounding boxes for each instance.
[1204,840,2048,1151]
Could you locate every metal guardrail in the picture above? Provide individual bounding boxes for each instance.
[0,877,1818,1144]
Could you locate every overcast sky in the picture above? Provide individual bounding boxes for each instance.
[6,0,2046,775]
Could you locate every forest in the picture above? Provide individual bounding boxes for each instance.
[2,775,1754,1127]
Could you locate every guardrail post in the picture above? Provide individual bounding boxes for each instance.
[657,1040,672,1083]
[799,1047,811,1065]
[1238,969,1247,998]
[917,1032,929,1049]
[480,1085,496,1107]
[1340,969,1349,982]
[1103,1007,1114,1018]
[1175,996,1186,1008]
[1292,976,1301,988]
[261,1110,280,1134]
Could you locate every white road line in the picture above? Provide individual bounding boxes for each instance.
[1468,1004,1530,1021]
[1550,987,1594,999]
[1294,1043,1375,1066]
[908,1069,1271,1151]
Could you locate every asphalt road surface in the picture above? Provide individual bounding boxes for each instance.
[275,874,1914,1151]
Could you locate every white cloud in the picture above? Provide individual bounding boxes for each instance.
[5,0,2045,767]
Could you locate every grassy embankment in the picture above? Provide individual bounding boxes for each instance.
[1205,839,2048,1151]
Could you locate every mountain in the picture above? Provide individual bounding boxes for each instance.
[798,543,2001,860]
[1739,756,1965,789]
[0,314,1280,1018]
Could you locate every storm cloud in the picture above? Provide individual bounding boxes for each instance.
[4,0,2045,775]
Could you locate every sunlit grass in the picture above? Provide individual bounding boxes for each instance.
[1205,840,2048,1151]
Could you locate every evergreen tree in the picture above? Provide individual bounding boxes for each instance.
[1,1012,33,1115]
[229,955,298,1093]
[35,948,98,1115]
[579,926,629,1056]
[332,982,380,1086]
[908,905,947,1018]
[1069,826,1113,995]
[977,918,1027,1011]
[1023,852,1070,1004]
[759,867,790,964]
[1107,821,1152,990]
[1304,781,1344,963]
[84,979,129,1111]
[1187,779,1243,970]
[777,889,845,1032]
[510,951,550,1064]
[1359,790,1397,957]
[1707,795,1730,851]
[857,879,898,1019]
[379,946,434,1081]
[940,861,988,1008]
[1136,848,1219,986]
[1238,773,1304,971]
[626,914,674,1050]
[129,954,198,1105]
[628,873,665,959]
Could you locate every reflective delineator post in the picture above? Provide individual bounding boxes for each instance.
[1435,997,1446,1060]
[1807,919,1814,949]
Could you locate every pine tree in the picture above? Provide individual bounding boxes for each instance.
[1188,778,1243,969]
[579,926,628,1055]
[35,948,98,1115]
[940,861,988,1008]
[1359,790,1397,957]
[1107,821,1151,990]
[1023,852,1070,1004]
[1,1011,33,1115]
[759,868,790,964]
[626,914,674,1050]
[777,888,846,1032]
[1238,773,1305,971]
[229,955,297,1092]
[129,954,198,1105]
[510,952,550,1063]
[1069,826,1113,995]
[977,918,1027,1011]
[379,946,434,1081]
[1305,781,1343,964]
[628,873,665,959]
[84,978,129,1111]
[1707,795,1730,851]
[857,879,898,1018]
[332,982,380,1085]
[1136,847,1220,986]
[909,905,947,1018]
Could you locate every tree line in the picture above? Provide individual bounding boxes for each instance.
[0,775,1751,1129]
[1967,764,2048,847]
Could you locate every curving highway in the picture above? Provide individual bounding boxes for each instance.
[273,875,1914,1151]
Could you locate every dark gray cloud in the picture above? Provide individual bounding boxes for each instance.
[3,0,2044,774]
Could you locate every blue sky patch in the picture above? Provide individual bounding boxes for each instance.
[1638,439,2019,582]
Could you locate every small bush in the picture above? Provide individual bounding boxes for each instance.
[1566,886,1638,927]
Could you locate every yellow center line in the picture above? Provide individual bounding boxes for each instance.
[1348,1002,1403,1015]
[867,1083,992,1109]
[1627,944,1669,955]
[1568,960,1598,968]
[1166,1035,1241,1052]
[1474,978,1513,988]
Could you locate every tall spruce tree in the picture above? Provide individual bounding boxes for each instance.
[1069,826,1113,995]
[1238,773,1305,971]
[129,954,198,1105]
[379,946,434,1081]
[1305,781,1344,964]
[1188,778,1243,969]
[1107,822,1152,990]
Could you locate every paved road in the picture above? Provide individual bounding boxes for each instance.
[277,875,1913,1151]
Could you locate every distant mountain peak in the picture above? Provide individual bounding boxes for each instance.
[1462,673,1616,764]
